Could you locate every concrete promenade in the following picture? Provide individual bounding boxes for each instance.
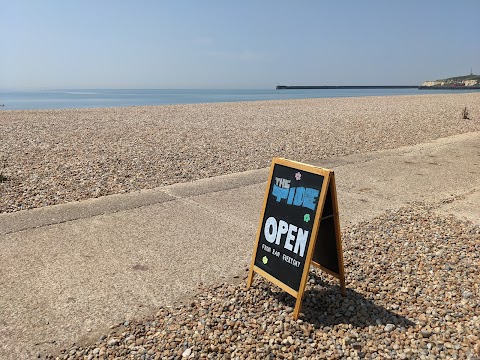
[1,132,479,359]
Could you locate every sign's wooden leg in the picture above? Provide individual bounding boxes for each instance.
[340,274,346,297]
[293,296,303,320]
[246,268,255,289]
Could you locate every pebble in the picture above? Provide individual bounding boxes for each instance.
[384,324,395,332]
[420,330,432,338]
[474,342,480,355]
[46,205,480,359]
[182,347,192,358]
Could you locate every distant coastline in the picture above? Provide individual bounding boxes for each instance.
[418,86,480,90]
[420,73,480,90]
[278,74,480,90]
[276,85,480,90]
[276,85,417,90]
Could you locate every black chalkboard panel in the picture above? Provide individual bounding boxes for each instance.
[253,163,324,291]
[312,186,340,274]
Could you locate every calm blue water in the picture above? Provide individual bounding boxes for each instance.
[1,88,478,111]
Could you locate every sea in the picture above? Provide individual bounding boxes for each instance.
[0,88,478,111]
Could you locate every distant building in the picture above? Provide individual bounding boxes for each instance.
[421,81,445,87]
[464,79,478,87]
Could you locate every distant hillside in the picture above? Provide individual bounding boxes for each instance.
[439,74,480,82]
[422,74,480,88]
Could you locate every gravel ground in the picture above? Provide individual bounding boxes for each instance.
[45,204,479,360]
[1,94,480,213]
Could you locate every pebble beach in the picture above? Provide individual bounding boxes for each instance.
[1,93,479,359]
[1,93,480,214]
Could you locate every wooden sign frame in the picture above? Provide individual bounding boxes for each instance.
[247,157,345,320]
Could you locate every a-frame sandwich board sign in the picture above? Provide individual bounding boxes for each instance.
[246,158,345,320]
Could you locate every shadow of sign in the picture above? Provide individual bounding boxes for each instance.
[267,271,415,329]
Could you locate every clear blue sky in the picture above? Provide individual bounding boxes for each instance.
[1,0,479,89]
